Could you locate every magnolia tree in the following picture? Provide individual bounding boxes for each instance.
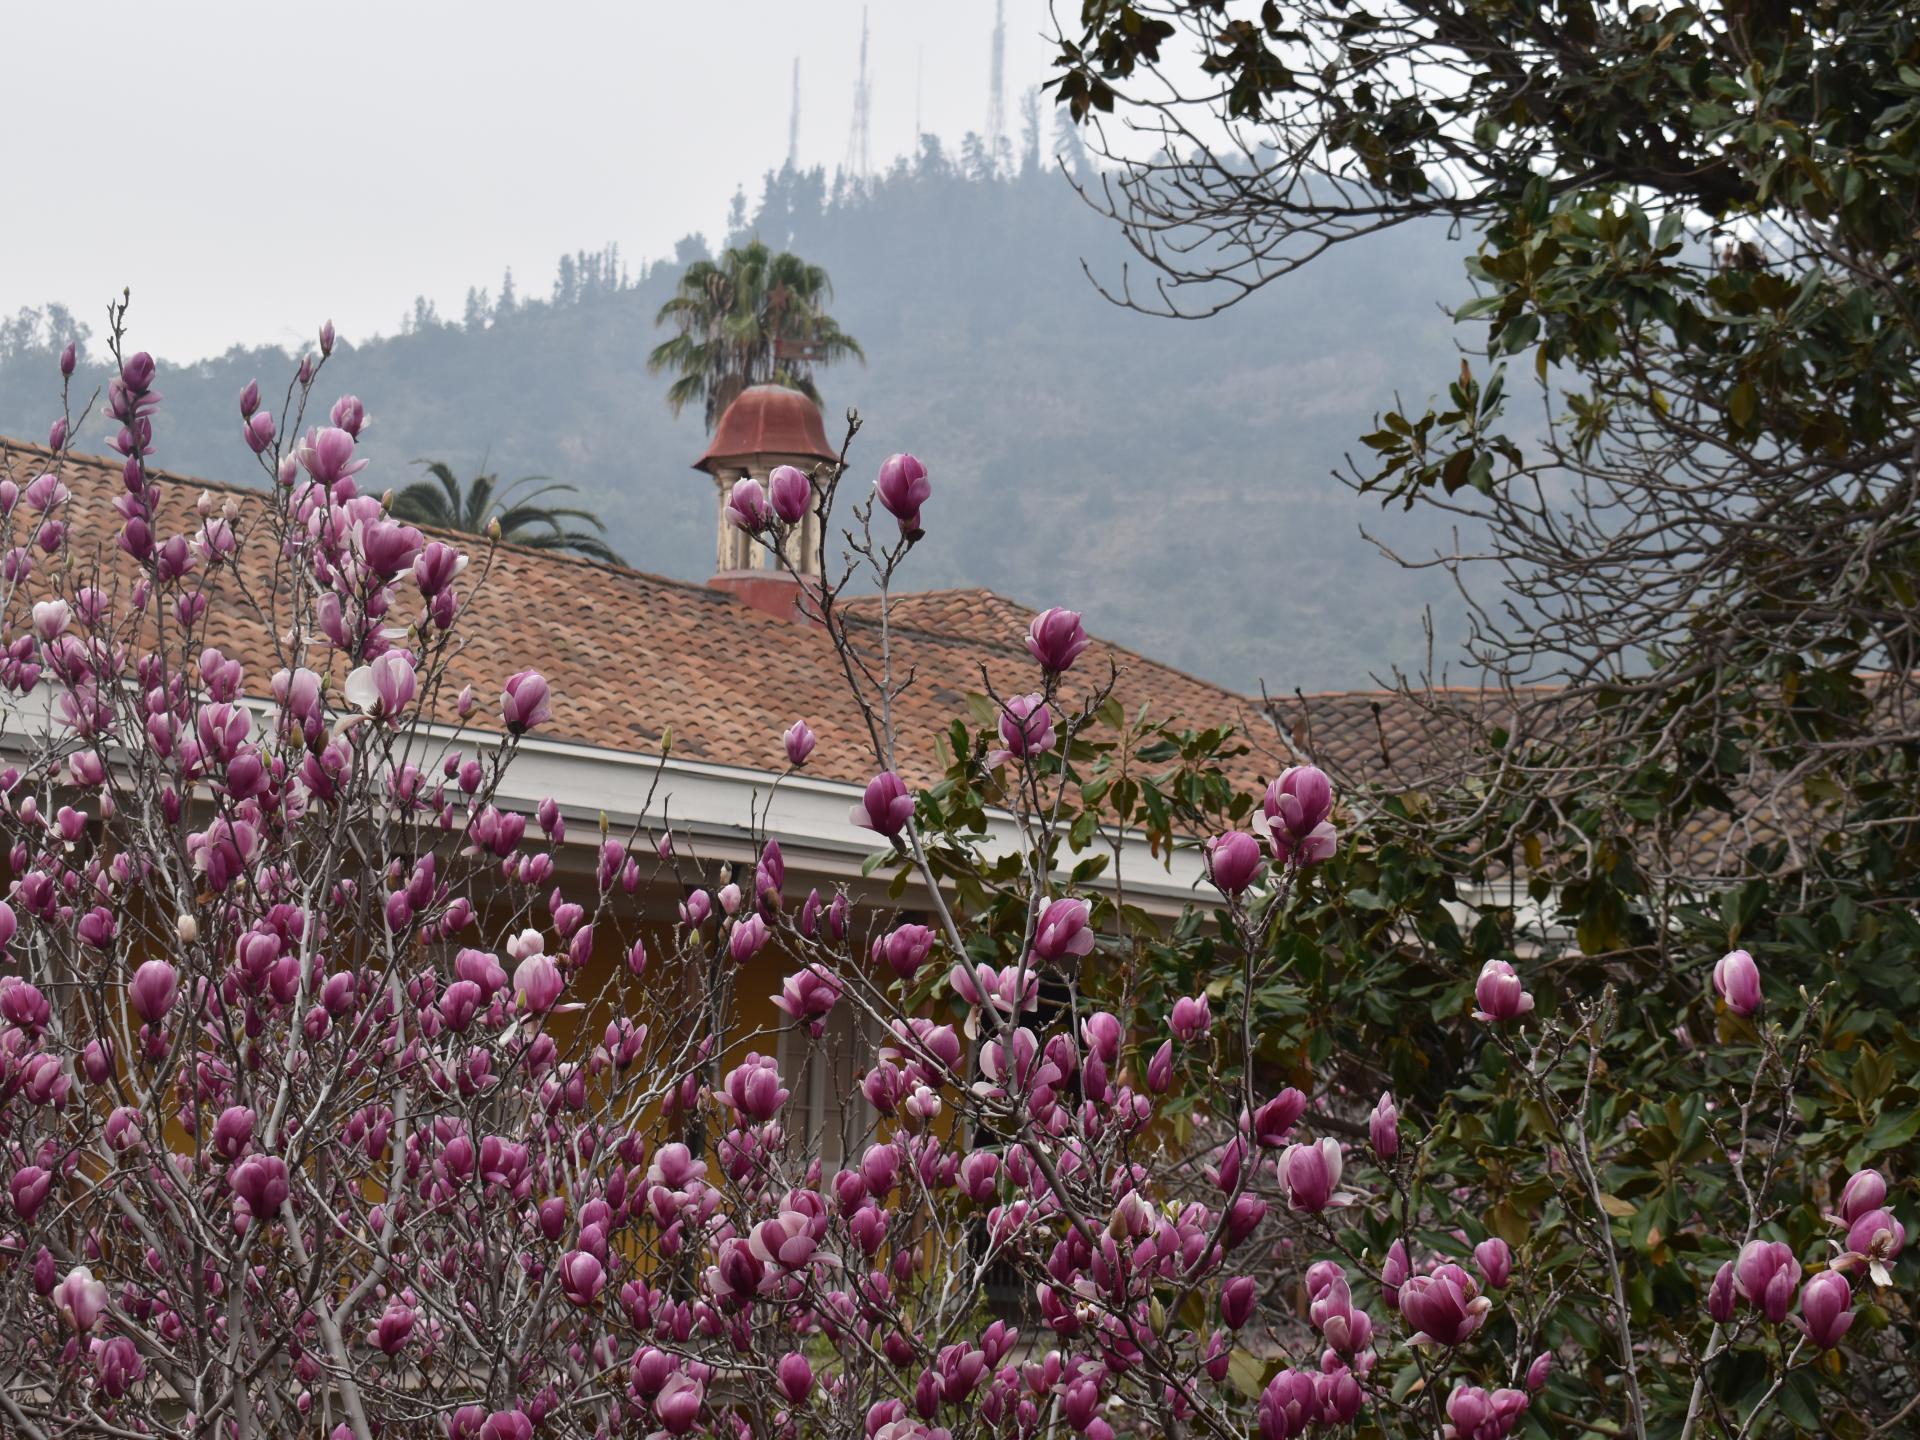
[0,311,1911,1440]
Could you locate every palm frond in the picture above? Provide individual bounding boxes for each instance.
[649,241,864,430]
[390,461,621,564]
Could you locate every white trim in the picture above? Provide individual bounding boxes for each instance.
[490,731,1213,912]
[0,683,1213,914]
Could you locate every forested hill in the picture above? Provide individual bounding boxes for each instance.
[0,141,1474,693]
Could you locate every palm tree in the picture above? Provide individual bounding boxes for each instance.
[392,461,625,565]
[648,240,865,429]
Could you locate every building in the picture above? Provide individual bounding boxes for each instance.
[0,386,1429,1156]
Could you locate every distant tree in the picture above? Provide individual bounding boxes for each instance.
[915,135,949,178]
[403,296,441,334]
[462,287,490,331]
[1049,110,1086,178]
[0,304,88,366]
[496,267,518,315]
[391,460,623,564]
[960,132,992,183]
[647,240,864,429]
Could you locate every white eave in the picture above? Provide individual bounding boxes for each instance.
[0,684,1214,917]
[493,729,1213,913]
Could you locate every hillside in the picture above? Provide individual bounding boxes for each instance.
[0,147,1474,693]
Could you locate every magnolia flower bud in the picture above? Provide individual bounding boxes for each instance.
[1838,1168,1887,1223]
[1799,1270,1853,1348]
[767,464,812,524]
[1472,959,1535,1023]
[53,1266,108,1331]
[1733,1240,1801,1322]
[1221,1275,1257,1329]
[1146,1040,1173,1093]
[1026,607,1090,674]
[1369,1091,1399,1159]
[1205,830,1265,895]
[1474,1237,1512,1290]
[1712,948,1762,1016]
[776,1352,813,1404]
[874,452,930,536]
[1170,994,1211,1042]
[850,771,913,836]
[783,720,816,767]
[725,477,772,532]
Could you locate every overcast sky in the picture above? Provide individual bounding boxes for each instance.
[6,1,1058,362]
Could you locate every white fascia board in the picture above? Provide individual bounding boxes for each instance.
[0,683,1210,913]
[478,730,1213,912]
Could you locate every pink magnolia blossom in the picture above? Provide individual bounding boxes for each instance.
[53,1266,108,1331]
[850,770,914,836]
[129,959,179,1023]
[371,1300,415,1355]
[1031,896,1095,963]
[772,964,842,1036]
[876,923,935,981]
[875,452,931,534]
[1842,1208,1906,1285]
[1171,994,1212,1042]
[1474,1237,1513,1290]
[559,1249,606,1307]
[726,477,772,531]
[783,719,817,766]
[1400,1263,1492,1347]
[344,651,417,718]
[1472,960,1534,1023]
[1733,1240,1801,1322]
[1205,830,1266,895]
[1838,1168,1887,1223]
[990,693,1055,764]
[654,1373,704,1435]
[1025,607,1090,673]
[1279,1138,1348,1212]
[1712,948,1762,1016]
[501,670,552,732]
[768,464,811,524]
[1798,1270,1853,1348]
[776,1351,813,1403]
[512,953,564,1015]
[720,1053,790,1122]
[90,1336,142,1397]
[1370,1091,1400,1159]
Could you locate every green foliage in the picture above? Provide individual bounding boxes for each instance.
[646,239,864,430]
[391,460,623,564]
[905,690,1919,1433]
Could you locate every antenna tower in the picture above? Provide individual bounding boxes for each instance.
[844,9,871,180]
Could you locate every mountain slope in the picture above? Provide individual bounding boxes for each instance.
[0,154,1475,693]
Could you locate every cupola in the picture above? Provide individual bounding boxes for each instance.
[693,385,837,611]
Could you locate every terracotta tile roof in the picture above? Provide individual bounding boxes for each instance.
[2,440,1282,794]
[1257,686,1518,787]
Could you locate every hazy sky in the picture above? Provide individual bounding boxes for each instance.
[6,2,1057,362]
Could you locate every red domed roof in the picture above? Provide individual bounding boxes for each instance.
[693,385,838,472]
